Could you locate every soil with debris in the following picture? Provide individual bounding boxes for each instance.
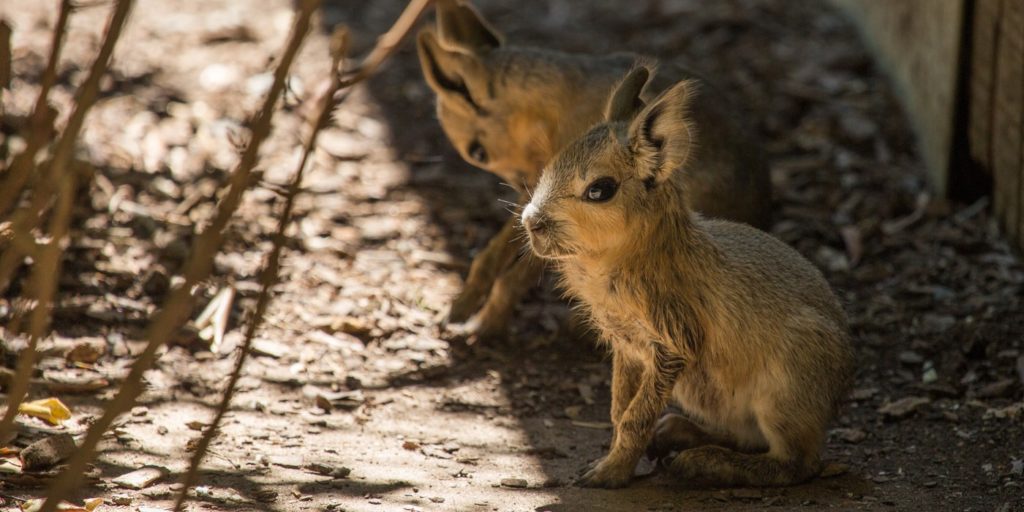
[2,0,1023,510]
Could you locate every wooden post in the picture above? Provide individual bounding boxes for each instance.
[991,0,1023,243]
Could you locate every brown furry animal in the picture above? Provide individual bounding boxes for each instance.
[520,73,854,488]
[416,0,771,340]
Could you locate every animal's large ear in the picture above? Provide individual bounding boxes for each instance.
[604,65,650,124]
[417,29,483,109]
[627,80,696,184]
[436,0,503,54]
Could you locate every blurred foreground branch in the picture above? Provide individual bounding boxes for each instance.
[171,1,337,510]
[0,0,72,215]
[335,0,432,89]
[175,0,432,506]
[0,0,127,450]
[37,1,316,509]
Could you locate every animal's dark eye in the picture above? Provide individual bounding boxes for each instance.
[584,177,619,203]
[468,140,488,164]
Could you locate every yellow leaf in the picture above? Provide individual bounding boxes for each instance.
[19,498,96,511]
[18,398,72,425]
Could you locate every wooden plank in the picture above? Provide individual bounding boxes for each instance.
[992,0,1024,243]
[827,0,965,195]
[968,0,1001,169]
[1021,117,1024,248]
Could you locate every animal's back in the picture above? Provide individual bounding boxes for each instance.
[700,218,846,329]
[662,219,852,451]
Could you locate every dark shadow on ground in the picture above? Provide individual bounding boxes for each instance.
[310,1,1024,510]
[307,0,915,509]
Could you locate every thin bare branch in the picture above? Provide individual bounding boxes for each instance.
[0,0,74,214]
[172,9,343,510]
[38,1,316,508]
[0,0,131,447]
[335,0,433,89]
[0,19,11,90]
[0,172,77,444]
[38,0,73,99]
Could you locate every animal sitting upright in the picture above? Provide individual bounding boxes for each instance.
[520,71,854,488]
[416,0,771,340]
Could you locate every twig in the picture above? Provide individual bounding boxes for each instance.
[0,0,129,448]
[0,0,74,215]
[38,1,314,509]
[172,7,338,510]
[335,0,433,89]
[37,0,72,100]
[172,0,429,503]
[0,19,10,90]
[0,174,77,444]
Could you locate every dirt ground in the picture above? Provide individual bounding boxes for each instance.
[2,0,1023,510]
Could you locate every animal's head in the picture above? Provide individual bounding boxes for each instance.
[416,1,553,188]
[521,67,696,260]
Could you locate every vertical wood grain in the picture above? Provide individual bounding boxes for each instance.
[992,0,1023,242]
[968,0,1000,170]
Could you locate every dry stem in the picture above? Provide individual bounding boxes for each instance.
[0,0,74,215]
[0,0,129,447]
[39,1,315,509]
[336,0,433,89]
[171,9,349,511]
[172,0,431,503]
[0,20,10,91]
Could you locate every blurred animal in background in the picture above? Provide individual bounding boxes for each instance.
[416,0,771,341]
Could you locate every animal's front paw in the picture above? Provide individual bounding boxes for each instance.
[447,288,485,324]
[576,457,634,488]
[443,310,507,344]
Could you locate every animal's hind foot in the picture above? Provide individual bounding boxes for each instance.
[647,413,730,460]
[666,445,820,487]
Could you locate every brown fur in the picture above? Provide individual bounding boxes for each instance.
[417,0,772,339]
[521,80,853,488]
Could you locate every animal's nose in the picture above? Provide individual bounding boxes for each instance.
[521,203,546,234]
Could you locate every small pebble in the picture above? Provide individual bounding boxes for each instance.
[500,478,528,488]
[22,434,77,471]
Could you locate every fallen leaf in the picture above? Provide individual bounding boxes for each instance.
[839,225,862,266]
[0,454,23,474]
[66,340,106,364]
[43,371,109,394]
[820,462,850,478]
[570,421,613,430]
[881,192,929,235]
[195,286,235,354]
[830,427,866,444]
[112,465,169,489]
[878,396,931,419]
[19,498,102,512]
[500,477,528,488]
[251,338,290,358]
[18,397,72,425]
